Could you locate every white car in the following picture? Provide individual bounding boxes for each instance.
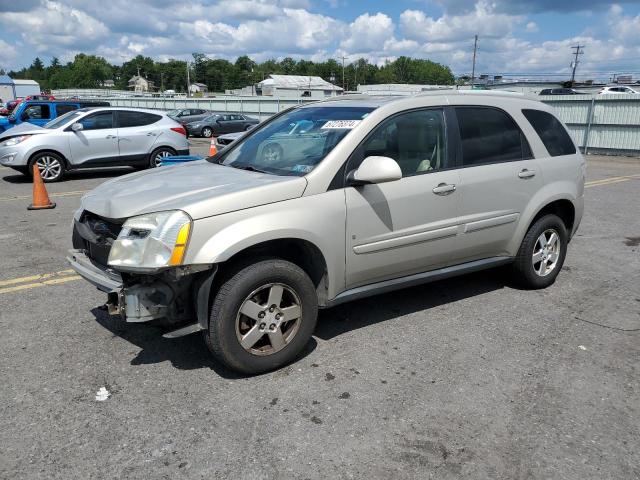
[599,86,640,95]
[0,107,189,182]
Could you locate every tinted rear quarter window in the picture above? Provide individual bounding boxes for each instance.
[117,111,162,127]
[56,104,78,116]
[522,109,576,157]
[455,107,531,166]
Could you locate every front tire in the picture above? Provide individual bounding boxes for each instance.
[511,214,568,289]
[201,127,213,138]
[28,152,66,182]
[205,259,318,375]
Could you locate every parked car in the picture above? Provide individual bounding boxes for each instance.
[25,94,56,101]
[166,108,211,126]
[539,88,586,95]
[0,99,23,116]
[598,86,640,94]
[186,113,260,137]
[214,131,245,150]
[0,100,110,133]
[68,92,584,374]
[0,107,189,182]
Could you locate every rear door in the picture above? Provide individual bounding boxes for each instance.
[451,106,543,263]
[67,111,119,166]
[115,110,163,164]
[54,103,79,118]
[345,108,463,287]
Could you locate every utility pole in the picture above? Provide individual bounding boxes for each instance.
[341,55,346,91]
[471,35,478,88]
[570,45,584,84]
[186,61,191,98]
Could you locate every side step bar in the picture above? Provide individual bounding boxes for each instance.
[163,323,205,339]
[326,256,513,307]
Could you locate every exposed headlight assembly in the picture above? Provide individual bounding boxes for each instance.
[108,210,192,270]
[0,135,32,147]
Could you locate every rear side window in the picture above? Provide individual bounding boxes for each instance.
[522,109,576,157]
[455,107,531,166]
[55,104,78,116]
[117,111,162,127]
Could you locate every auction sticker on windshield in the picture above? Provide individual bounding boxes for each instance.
[321,120,361,129]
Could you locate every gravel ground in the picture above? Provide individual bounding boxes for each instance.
[0,151,638,479]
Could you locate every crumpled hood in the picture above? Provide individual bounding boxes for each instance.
[81,160,307,220]
[0,122,45,140]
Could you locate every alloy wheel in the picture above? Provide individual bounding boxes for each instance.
[153,150,172,167]
[202,127,212,138]
[532,228,561,276]
[235,283,302,356]
[36,156,62,181]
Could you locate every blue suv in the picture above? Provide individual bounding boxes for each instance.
[0,100,110,133]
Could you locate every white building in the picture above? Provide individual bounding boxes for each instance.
[189,82,208,95]
[128,75,154,92]
[357,84,452,96]
[252,75,343,98]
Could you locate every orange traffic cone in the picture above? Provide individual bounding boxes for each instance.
[27,164,56,210]
[209,137,217,156]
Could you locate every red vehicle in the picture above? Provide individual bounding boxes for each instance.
[24,94,55,101]
[0,99,23,116]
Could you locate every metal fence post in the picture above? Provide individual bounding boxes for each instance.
[583,97,596,154]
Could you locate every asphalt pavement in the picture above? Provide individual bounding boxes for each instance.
[0,148,638,479]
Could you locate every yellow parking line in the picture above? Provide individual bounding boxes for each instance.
[0,275,82,294]
[0,190,88,202]
[0,269,75,287]
[585,174,640,188]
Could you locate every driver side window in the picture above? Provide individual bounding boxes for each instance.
[359,109,448,177]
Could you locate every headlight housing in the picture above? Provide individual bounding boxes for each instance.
[0,135,32,147]
[108,210,192,270]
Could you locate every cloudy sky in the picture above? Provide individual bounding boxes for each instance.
[1,0,640,80]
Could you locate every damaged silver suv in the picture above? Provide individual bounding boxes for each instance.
[68,92,585,374]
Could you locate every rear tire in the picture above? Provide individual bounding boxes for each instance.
[204,259,318,375]
[28,152,66,183]
[511,214,568,289]
[149,147,176,168]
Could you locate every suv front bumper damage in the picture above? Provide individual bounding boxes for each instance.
[67,249,215,334]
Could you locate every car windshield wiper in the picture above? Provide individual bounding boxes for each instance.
[231,164,270,174]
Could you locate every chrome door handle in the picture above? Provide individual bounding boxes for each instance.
[432,183,456,195]
[146,132,156,136]
[105,135,117,139]
[518,169,536,179]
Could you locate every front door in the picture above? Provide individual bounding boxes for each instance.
[67,111,119,166]
[20,103,53,127]
[451,106,544,263]
[345,108,462,288]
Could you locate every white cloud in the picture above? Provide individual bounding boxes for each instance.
[525,21,539,32]
[400,2,520,43]
[341,13,395,52]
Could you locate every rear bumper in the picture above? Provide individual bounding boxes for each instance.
[66,249,122,293]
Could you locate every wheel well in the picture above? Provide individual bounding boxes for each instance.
[28,149,70,169]
[216,238,329,303]
[530,199,575,234]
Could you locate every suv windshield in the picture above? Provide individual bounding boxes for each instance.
[44,111,84,129]
[215,105,374,176]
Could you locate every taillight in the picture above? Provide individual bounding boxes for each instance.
[170,126,186,136]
